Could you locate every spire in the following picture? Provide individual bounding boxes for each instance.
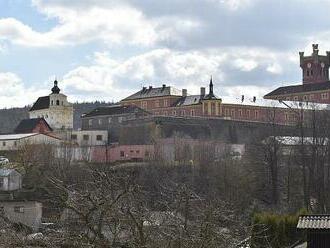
[51,80,60,94]
[209,75,214,96]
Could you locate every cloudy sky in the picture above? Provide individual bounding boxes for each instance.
[0,0,329,108]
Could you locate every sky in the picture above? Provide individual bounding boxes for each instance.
[1,0,330,108]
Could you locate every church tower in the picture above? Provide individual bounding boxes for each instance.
[300,44,330,84]
[29,80,73,130]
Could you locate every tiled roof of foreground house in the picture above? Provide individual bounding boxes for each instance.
[81,105,151,118]
[297,215,330,229]
[264,81,330,98]
[122,85,182,101]
[14,118,53,133]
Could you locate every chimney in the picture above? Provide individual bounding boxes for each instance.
[149,86,153,90]
[182,89,187,97]
[200,87,205,97]
[162,84,166,88]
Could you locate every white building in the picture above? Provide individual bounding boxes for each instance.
[0,133,62,151]
[0,201,42,231]
[0,169,22,191]
[29,80,73,130]
[69,130,108,146]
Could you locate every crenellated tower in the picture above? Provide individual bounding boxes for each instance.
[300,44,330,84]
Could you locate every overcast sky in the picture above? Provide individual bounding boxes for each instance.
[0,0,329,108]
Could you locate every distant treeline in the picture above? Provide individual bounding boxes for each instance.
[0,101,114,134]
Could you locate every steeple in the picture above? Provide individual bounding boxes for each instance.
[203,76,217,100]
[51,80,60,94]
[209,76,214,96]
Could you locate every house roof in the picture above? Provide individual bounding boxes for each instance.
[81,105,151,118]
[0,133,38,141]
[264,81,330,98]
[121,85,182,101]
[14,118,53,133]
[175,95,203,106]
[297,215,330,229]
[0,169,17,177]
[29,96,50,111]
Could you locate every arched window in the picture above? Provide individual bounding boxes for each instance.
[56,100,60,106]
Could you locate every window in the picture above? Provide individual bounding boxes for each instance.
[96,135,103,141]
[231,110,235,117]
[285,97,290,101]
[164,99,168,107]
[181,110,185,116]
[2,142,5,147]
[136,150,140,154]
[71,134,77,140]
[88,119,93,126]
[108,117,112,124]
[321,93,329,100]
[155,100,160,108]
[293,96,299,101]
[83,135,89,141]
[191,109,195,116]
[14,141,17,147]
[255,110,259,119]
[164,111,168,116]
[238,109,242,117]
[310,94,314,100]
[303,95,308,101]
[225,109,229,116]
[56,100,60,106]
[0,178,3,188]
[14,206,24,213]
[173,111,176,116]
[51,100,53,105]
[285,113,288,121]
[246,110,250,118]
[142,101,147,109]
[311,70,313,76]
[118,117,123,123]
[0,206,4,215]
[307,70,309,76]
[130,150,134,153]
[120,151,125,157]
[98,119,102,125]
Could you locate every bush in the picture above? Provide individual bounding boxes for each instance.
[251,209,307,248]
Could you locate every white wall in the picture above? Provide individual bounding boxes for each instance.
[0,134,62,151]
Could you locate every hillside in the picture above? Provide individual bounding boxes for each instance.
[0,101,113,134]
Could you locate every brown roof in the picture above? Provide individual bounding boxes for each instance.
[297,215,330,229]
[14,118,53,133]
[264,81,330,98]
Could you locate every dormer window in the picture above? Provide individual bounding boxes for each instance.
[56,100,60,106]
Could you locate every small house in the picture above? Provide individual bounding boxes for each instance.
[0,169,22,191]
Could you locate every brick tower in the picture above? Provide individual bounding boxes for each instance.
[300,44,330,84]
